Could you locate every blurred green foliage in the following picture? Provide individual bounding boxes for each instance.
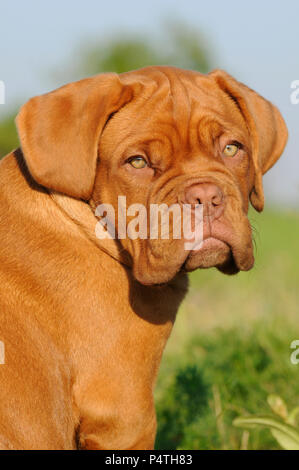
[155,209,299,450]
[0,112,19,158]
[79,23,210,75]
[0,22,211,158]
[156,326,299,450]
[234,396,299,451]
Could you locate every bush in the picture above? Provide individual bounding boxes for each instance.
[155,326,299,450]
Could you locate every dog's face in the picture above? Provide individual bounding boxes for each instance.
[16,66,288,285]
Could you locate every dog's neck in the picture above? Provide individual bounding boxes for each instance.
[50,191,133,268]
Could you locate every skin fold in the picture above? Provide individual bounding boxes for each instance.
[0,66,287,449]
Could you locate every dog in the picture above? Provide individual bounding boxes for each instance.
[0,66,287,449]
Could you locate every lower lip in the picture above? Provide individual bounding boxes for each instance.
[192,237,228,251]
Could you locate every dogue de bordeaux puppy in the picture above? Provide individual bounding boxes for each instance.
[0,66,287,449]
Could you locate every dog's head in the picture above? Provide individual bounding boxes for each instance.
[16,66,288,285]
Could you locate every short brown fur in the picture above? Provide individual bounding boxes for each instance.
[0,66,287,449]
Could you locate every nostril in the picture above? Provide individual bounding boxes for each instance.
[184,183,224,207]
[211,195,223,206]
[211,188,224,206]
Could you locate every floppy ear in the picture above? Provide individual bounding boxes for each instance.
[209,70,288,211]
[16,73,133,199]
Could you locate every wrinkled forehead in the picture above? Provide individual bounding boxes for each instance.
[102,67,250,155]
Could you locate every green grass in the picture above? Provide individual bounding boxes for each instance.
[155,208,299,450]
[0,113,19,158]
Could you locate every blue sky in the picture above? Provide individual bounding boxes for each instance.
[0,0,298,206]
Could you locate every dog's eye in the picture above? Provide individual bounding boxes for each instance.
[128,156,148,169]
[223,143,240,158]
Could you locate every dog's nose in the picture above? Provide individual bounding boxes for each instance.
[184,183,224,219]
